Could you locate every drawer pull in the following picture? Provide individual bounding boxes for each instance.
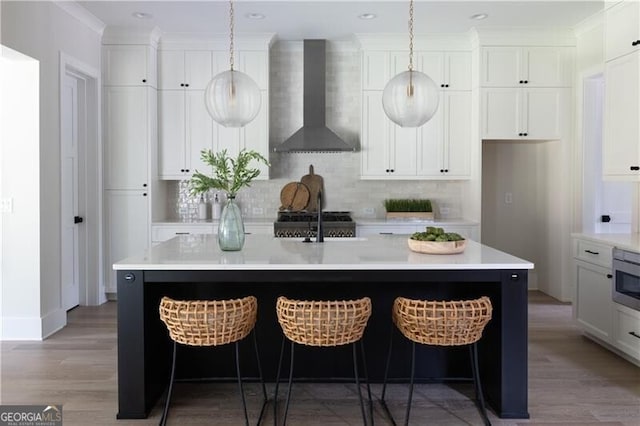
[607,274,613,279]
[175,232,190,235]
[379,232,394,235]
[629,331,640,340]
[584,249,600,255]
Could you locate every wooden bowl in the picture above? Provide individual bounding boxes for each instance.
[407,238,467,254]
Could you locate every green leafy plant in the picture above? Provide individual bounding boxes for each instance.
[383,199,432,212]
[189,149,270,197]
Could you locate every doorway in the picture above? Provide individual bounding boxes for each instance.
[59,53,104,308]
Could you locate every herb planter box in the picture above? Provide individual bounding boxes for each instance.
[386,212,435,221]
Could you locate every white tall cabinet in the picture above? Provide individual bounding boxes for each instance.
[359,45,472,180]
[603,0,640,180]
[103,31,159,293]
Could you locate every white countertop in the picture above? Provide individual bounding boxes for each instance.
[114,234,533,271]
[572,232,640,252]
[355,219,479,226]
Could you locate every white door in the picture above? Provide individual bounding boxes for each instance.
[61,74,80,310]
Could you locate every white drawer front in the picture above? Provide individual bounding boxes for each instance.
[574,239,613,267]
[152,225,213,242]
[614,304,640,361]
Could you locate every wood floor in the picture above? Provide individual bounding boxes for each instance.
[1,291,639,425]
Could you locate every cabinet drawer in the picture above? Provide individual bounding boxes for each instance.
[613,304,640,361]
[574,239,613,267]
[152,225,213,242]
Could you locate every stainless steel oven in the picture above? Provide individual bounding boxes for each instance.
[612,248,640,311]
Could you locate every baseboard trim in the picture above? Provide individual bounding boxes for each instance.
[42,308,67,339]
[1,316,43,340]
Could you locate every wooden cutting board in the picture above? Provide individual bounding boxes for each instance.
[301,165,324,212]
[279,182,310,211]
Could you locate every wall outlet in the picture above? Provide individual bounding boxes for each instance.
[0,198,13,213]
[505,192,513,204]
[252,207,264,216]
[362,207,375,215]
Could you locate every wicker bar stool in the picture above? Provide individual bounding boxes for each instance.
[158,296,268,426]
[274,296,373,426]
[380,296,493,426]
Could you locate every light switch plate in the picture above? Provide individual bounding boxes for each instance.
[1,198,13,213]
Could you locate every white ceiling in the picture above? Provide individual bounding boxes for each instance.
[79,0,603,41]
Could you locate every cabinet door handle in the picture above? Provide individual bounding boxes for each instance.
[632,40,639,46]
[584,249,599,255]
[142,79,147,83]
[143,193,147,196]
[607,274,613,279]
[185,83,190,87]
[630,166,640,171]
[390,169,395,173]
[519,80,524,84]
[629,331,640,340]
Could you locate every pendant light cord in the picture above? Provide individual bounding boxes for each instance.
[229,0,235,71]
[408,0,414,72]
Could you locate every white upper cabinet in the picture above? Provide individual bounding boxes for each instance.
[419,52,471,90]
[158,90,214,179]
[362,51,390,90]
[360,47,471,180]
[365,51,471,91]
[158,50,213,90]
[237,51,269,91]
[360,90,420,179]
[603,51,640,179]
[481,46,572,87]
[481,88,566,140]
[103,45,157,87]
[605,0,640,62]
[418,91,471,178]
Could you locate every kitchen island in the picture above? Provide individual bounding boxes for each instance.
[114,234,533,420]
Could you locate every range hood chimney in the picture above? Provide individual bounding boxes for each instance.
[274,40,356,153]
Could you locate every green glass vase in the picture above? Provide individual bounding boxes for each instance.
[217,195,245,251]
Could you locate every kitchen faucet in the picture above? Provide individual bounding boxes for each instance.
[316,190,324,243]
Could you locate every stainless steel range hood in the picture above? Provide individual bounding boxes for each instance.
[274,40,356,153]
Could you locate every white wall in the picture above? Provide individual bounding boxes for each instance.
[0,46,41,339]
[0,1,102,339]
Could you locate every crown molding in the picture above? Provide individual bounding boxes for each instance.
[158,33,276,51]
[53,0,105,36]
[102,27,162,48]
[355,33,472,51]
[573,8,604,38]
[474,27,576,46]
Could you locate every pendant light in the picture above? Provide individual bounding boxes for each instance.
[204,0,261,127]
[382,0,439,127]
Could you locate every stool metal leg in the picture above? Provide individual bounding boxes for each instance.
[273,336,286,426]
[359,341,374,426]
[404,342,416,426]
[379,325,396,426]
[235,341,250,426]
[282,341,295,426]
[352,343,367,425]
[471,343,491,426]
[252,330,268,425]
[159,341,178,426]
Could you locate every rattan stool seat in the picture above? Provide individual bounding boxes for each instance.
[159,296,257,347]
[393,296,493,346]
[276,296,372,347]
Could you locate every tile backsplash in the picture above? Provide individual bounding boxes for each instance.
[161,40,466,222]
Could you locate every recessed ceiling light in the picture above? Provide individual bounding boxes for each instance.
[132,12,152,19]
[358,13,377,20]
[246,13,266,20]
[470,13,488,20]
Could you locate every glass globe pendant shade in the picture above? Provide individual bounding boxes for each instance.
[204,69,261,128]
[382,70,439,127]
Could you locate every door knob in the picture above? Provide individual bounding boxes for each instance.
[74,216,83,224]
